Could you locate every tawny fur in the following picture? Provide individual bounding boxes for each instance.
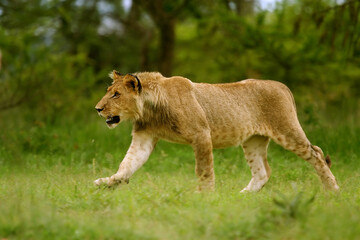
[94,71,339,192]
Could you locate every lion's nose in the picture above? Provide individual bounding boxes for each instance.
[96,107,104,112]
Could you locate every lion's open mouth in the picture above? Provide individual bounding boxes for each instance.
[106,116,120,125]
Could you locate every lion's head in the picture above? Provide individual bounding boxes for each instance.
[95,71,142,128]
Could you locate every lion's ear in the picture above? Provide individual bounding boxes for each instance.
[123,74,142,94]
[109,70,123,83]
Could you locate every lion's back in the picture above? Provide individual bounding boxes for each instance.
[191,79,298,147]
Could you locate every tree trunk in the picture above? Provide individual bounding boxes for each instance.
[233,0,254,16]
[158,20,175,77]
[140,30,153,72]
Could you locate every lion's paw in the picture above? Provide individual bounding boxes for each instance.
[240,186,261,193]
[94,177,109,186]
[94,174,129,188]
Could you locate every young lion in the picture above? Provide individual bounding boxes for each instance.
[94,71,339,192]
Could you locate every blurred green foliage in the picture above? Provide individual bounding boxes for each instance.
[0,0,359,120]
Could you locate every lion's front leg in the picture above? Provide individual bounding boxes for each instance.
[94,132,157,187]
[192,132,215,191]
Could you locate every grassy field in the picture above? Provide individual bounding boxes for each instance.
[1,112,360,240]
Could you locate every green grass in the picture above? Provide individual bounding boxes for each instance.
[1,114,360,239]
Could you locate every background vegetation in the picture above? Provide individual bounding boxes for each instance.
[0,0,360,239]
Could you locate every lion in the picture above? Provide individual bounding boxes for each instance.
[94,71,339,192]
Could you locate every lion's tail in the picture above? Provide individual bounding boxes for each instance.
[325,155,332,168]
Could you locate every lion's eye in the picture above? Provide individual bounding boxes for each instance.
[112,91,120,98]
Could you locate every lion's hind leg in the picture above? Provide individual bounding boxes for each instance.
[273,131,339,191]
[240,135,271,192]
[297,144,339,191]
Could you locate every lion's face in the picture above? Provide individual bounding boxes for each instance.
[95,72,142,128]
